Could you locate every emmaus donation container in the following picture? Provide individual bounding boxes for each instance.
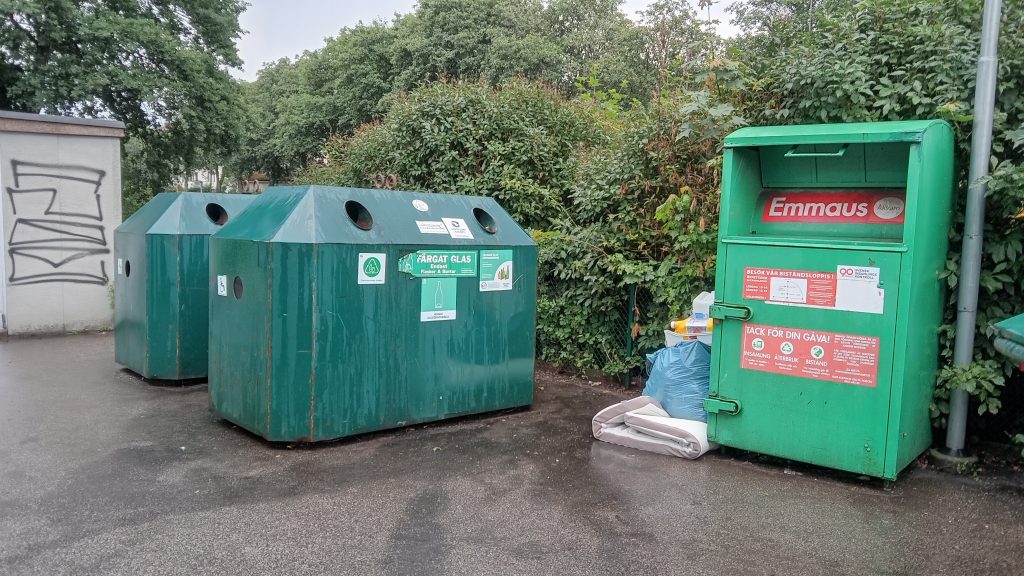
[208,186,536,442]
[115,192,255,380]
[704,121,954,480]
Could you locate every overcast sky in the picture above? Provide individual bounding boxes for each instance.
[235,0,737,81]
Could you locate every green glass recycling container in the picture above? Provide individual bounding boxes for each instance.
[114,192,256,380]
[208,186,537,442]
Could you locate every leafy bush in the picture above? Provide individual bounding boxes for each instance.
[931,361,1006,429]
[299,81,614,230]
[536,88,745,373]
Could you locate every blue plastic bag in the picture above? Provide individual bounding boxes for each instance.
[642,341,712,422]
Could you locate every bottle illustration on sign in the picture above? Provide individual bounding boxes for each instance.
[421,277,457,321]
[478,251,513,292]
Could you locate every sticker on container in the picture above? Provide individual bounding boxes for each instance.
[420,277,457,322]
[743,266,883,314]
[413,199,430,212]
[398,251,476,277]
[442,217,474,239]
[745,267,837,307]
[740,323,880,387]
[416,220,448,234]
[217,275,228,296]
[479,250,513,291]
[117,258,124,275]
[358,253,386,285]
[761,191,906,224]
[834,265,884,314]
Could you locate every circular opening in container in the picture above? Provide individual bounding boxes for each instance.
[206,203,229,225]
[233,276,243,300]
[473,207,497,234]
[124,260,131,278]
[345,200,373,230]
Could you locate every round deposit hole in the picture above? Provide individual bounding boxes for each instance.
[346,200,373,230]
[233,276,244,300]
[473,207,497,234]
[206,203,229,225]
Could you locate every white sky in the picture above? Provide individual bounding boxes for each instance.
[235,0,738,81]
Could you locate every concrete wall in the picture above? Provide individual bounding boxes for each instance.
[0,132,122,334]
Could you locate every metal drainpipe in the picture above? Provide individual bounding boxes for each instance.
[945,0,1003,456]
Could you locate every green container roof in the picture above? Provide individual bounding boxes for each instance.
[214,185,535,246]
[116,192,257,235]
[994,313,1024,347]
[724,120,950,147]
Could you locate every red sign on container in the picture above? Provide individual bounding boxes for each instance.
[743,267,838,308]
[761,191,906,224]
[740,323,880,387]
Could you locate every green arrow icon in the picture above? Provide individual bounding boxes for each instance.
[363,257,381,277]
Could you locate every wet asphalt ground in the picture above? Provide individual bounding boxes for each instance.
[0,333,1022,575]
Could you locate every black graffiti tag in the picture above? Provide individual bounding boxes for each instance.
[6,160,109,285]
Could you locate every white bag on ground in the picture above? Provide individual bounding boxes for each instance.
[592,395,715,459]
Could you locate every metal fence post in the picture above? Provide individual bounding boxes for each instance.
[624,285,637,388]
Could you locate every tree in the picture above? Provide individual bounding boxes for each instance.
[233,22,401,182]
[592,0,722,102]
[233,58,315,183]
[727,0,850,69]
[0,0,246,205]
[309,22,397,132]
[390,0,563,92]
[543,0,631,93]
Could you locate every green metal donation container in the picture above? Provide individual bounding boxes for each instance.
[114,192,256,380]
[704,121,954,480]
[208,186,537,442]
[994,314,1024,369]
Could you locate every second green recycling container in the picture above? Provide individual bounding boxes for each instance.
[114,192,255,380]
[208,186,537,442]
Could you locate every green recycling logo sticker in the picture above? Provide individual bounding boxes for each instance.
[811,345,825,359]
[780,341,794,355]
[363,257,381,277]
[358,253,386,285]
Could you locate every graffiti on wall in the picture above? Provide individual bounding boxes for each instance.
[5,160,109,285]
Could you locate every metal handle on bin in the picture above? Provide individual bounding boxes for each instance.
[710,303,752,321]
[784,143,849,158]
[705,396,741,415]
